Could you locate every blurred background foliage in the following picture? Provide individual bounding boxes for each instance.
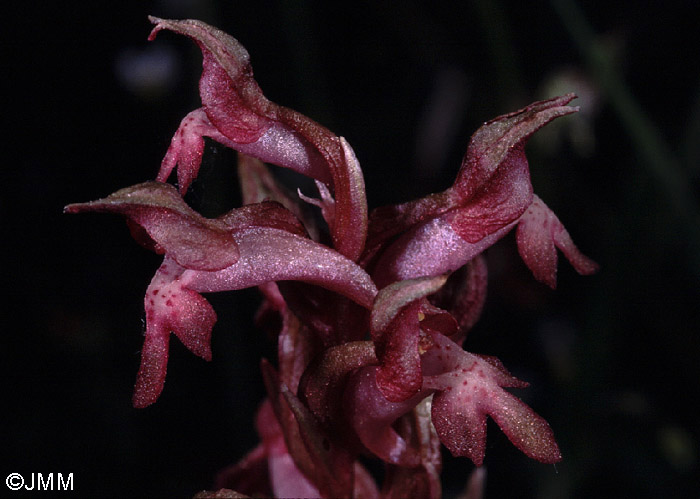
[5,0,699,497]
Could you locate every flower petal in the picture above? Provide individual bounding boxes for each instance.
[371,275,448,401]
[149,18,367,260]
[132,318,170,409]
[157,109,230,193]
[367,95,579,286]
[65,182,239,271]
[372,211,516,287]
[134,258,216,408]
[422,332,557,465]
[429,255,488,344]
[431,386,488,466]
[485,390,562,464]
[183,227,377,309]
[148,17,275,144]
[344,366,423,466]
[454,94,579,198]
[516,195,599,288]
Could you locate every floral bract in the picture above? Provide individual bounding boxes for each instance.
[66,16,598,498]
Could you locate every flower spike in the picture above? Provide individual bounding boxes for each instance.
[66,14,601,494]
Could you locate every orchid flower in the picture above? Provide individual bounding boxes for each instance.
[66,15,598,498]
[367,93,598,287]
[66,182,376,407]
[148,17,367,262]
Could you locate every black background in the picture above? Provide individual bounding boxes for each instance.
[4,0,700,497]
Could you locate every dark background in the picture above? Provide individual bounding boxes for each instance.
[5,0,699,497]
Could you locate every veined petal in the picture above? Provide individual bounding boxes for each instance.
[65,182,239,271]
[516,195,599,288]
[366,95,577,285]
[448,144,533,244]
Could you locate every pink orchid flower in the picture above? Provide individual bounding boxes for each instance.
[67,16,598,498]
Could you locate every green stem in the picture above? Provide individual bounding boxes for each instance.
[550,0,699,220]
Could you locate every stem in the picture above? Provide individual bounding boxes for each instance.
[550,0,697,215]
[551,0,700,271]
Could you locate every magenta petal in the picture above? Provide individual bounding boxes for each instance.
[158,109,233,194]
[486,390,562,463]
[371,275,448,401]
[134,258,217,408]
[516,195,599,288]
[373,211,516,287]
[454,94,579,197]
[149,18,331,183]
[431,388,488,466]
[374,303,424,402]
[65,182,239,271]
[132,319,170,409]
[149,17,274,144]
[449,146,533,244]
[148,17,367,260]
[345,366,423,466]
[422,332,557,465]
[183,227,378,309]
